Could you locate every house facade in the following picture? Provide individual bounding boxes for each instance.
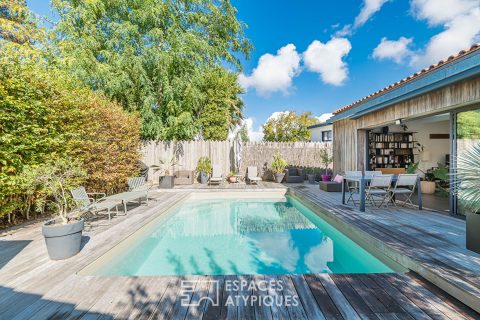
[329,44,480,216]
[307,122,333,142]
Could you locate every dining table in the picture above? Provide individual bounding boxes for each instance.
[341,175,423,212]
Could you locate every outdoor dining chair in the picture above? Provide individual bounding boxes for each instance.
[389,174,419,207]
[345,171,362,205]
[366,174,394,208]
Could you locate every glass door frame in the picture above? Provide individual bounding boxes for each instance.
[450,103,480,217]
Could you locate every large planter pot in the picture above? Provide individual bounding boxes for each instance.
[42,218,84,260]
[159,175,175,189]
[321,175,332,182]
[199,172,209,184]
[274,173,285,183]
[420,181,436,194]
[466,213,480,253]
[307,174,316,184]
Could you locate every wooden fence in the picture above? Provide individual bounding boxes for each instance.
[141,141,332,182]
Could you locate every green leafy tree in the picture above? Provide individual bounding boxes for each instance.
[0,0,41,45]
[263,111,319,142]
[53,0,252,140]
[239,124,250,142]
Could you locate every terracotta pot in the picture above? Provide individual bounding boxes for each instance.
[420,181,436,194]
[228,176,237,183]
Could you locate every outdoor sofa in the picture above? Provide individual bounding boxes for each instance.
[174,170,195,185]
[284,167,304,183]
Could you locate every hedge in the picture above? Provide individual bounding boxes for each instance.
[0,50,141,222]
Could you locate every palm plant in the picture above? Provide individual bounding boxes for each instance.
[456,143,480,213]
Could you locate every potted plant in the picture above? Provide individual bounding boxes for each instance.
[196,156,212,184]
[227,171,237,183]
[151,157,178,189]
[319,147,333,181]
[456,143,480,253]
[407,162,448,194]
[271,152,288,183]
[36,159,87,260]
[306,167,316,184]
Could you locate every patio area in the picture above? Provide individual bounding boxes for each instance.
[0,184,479,319]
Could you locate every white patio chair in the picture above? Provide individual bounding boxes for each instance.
[209,165,223,185]
[246,166,262,184]
[364,171,381,179]
[345,171,362,205]
[389,174,418,207]
[366,174,394,208]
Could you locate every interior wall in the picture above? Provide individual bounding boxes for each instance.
[385,119,450,172]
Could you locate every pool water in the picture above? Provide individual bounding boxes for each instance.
[89,195,395,276]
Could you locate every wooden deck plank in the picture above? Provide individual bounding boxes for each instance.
[290,274,326,320]
[315,274,361,320]
[303,274,343,319]
[253,275,274,320]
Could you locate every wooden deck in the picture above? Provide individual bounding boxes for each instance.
[0,184,479,319]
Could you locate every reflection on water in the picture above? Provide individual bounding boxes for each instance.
[96,197,393,276]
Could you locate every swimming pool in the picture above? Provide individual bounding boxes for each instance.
[81,193,398,276]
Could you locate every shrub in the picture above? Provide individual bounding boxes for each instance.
[0,48,141,222]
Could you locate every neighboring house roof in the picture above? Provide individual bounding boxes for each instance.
[330,43,480,121]
[307,122,333,129]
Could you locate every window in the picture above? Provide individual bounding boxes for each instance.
[322,130,332,141]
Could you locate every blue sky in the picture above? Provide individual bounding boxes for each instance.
[28,0,480,140]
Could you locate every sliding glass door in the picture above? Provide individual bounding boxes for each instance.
[454,107,480,216]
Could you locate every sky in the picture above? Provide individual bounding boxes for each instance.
[28,0,480,141]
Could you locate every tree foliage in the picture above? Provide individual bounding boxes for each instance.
[0,0,41,44]
[53,0,251,140]
[263,111,319,142]
[0,2,141,222]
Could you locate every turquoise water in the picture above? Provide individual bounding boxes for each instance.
[92,196,395,276]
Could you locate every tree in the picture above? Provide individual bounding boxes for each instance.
[53,0,252,140]
[262,111,319,142]
[196,68,244,140]
[239,124,250,142]
[0,0,40,45]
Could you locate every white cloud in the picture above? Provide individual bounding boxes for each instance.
[409,0,480,68]
[303,38,352,86]
[244,118,264,142]
[334,24,353,37]
[411,0,478,26]
[354,0,390,28]
[266,111,289,121]
[373,37,414,64]
[317,113,333,123]
[238,44,301,96]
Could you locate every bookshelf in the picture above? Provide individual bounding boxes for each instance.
[368,132,416,170]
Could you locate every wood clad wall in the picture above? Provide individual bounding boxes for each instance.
[333,76,480,173]
[142,141,332,182]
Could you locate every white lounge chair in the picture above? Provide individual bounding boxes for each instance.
[127,176,152,204]
[209,165,223,185]
[246,166,262,184]
[70,187,120,223]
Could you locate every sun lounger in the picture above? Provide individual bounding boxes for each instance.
[246,166,262,184]
[70,187,120,223]
[209,165,223,185]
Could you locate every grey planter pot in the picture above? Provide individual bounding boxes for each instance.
[200,172,209,184]
[466,213,480,253]
[307,174,316,184]
[159,175,175,189]
[274,173,285,183]
[42,218,84,260]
